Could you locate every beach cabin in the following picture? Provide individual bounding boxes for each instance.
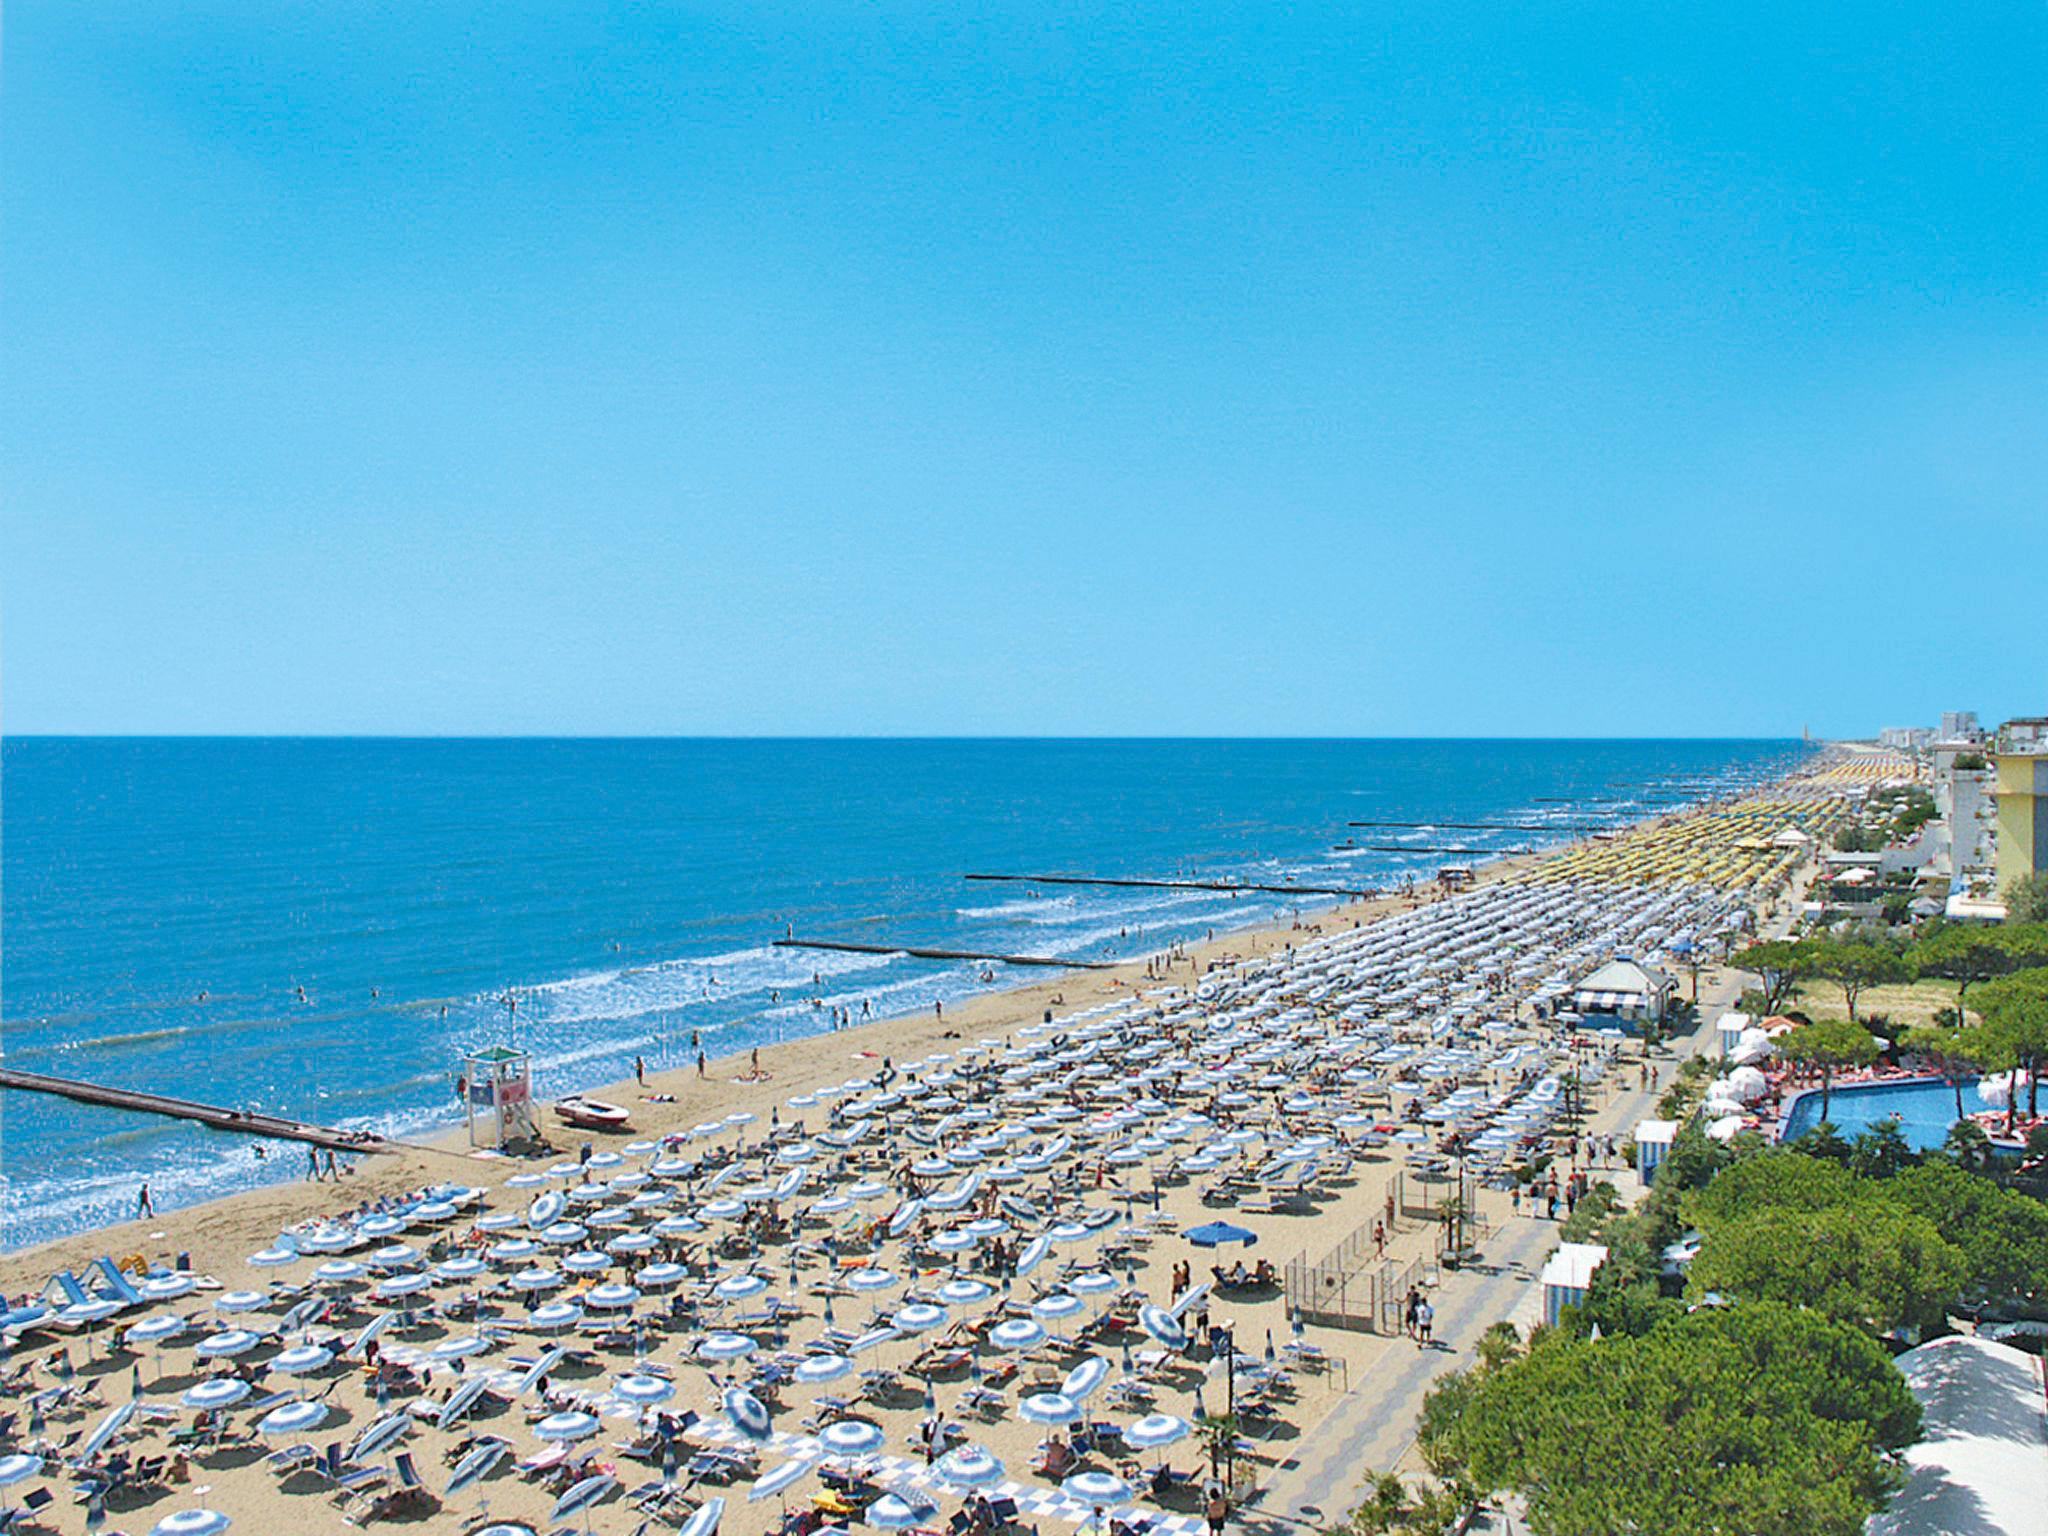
[1635,1118,1678,1182]
[1539,1242,1608,1327]
[1715,1011,1753,1058]
[1572,958,1677,1028]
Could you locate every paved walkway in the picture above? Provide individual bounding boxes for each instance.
[1241,945,1775,1531]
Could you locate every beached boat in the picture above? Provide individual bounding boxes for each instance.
[554,1095,631,1131]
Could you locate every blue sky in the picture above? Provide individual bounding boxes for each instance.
[5,2,2043,736]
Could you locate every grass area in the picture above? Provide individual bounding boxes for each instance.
[1789,977,1965,1031]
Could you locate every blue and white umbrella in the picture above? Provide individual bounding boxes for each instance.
[430,1335,490,1362]
[0,1454,43,1489]
[272,1344,334,1376]
[142,1275,198,1301]
[794,1353,853,1384]
[529,1301,583,1331]
[697,1332,758,1363]
[125,1315,186,1349]
[1031,1295,1084,1325]
[638,1262,688,1289]
[1014,1235,1052,1276]
[713,1274,767,1301]
[148,1511,231,1536]
[868,1493,940,1530]
[938,1279,993,1305]
[849,1326,900,1355]
[584,1282,640,1310]
[749,1457,818,1502]
[723,1387,773,1442]
[1017,1392,1081,1426]
[844,1268,899,1294]
[551,1473,618,1524]
[435,1257,488,1283]
[931,1446,1005,1489]
[1061,1356,1109,1402]
[191,1329,260,1360]
[614,1375,675,1409]
[678,1494,726,1536]
[257,1400,330,1437]
[561,1251,611,1275]
[1065,1471,1133,1505]
[989,1319,1047,1352]
[534,1410,601,1443]
[181,1378,250,1411]
[1138,1305,1187,1351]
[893,1303,948,1334]
[245,1246,298,1271]
[376,1273,431,1299]
[818,1419,886,1457]
[1123,1413,1191,1451]
[213,1290,267,1315]
[350,1412,411,1461]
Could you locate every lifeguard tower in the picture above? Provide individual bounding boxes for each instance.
[463,1044,537,1149]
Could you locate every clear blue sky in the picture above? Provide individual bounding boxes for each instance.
[5,2,2043,737]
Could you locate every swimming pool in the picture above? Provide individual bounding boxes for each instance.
[1779,1076,1986,1151]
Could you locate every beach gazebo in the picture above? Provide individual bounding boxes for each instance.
[463,1044,537,1149]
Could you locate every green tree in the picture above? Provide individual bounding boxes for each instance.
[1973,968,2048,1123]
[1780,1017,1879,1121]
[2008,872,2048,925]
[1848,1119,1916,1180]
[1911,924,2021,1008]
[1944,1118,1997,1173]
[1731,938,1815,1014]
[1429,1304,1914,1536]
[1807,941,1909,1022]
[1685,1201,1963,1335]
[1890,1159,2048,1309]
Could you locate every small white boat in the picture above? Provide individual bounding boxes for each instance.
[555,1096,631,1132]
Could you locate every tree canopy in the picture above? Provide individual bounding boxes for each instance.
[1778,1017,1878,1120]
[1424,1303,1915,1536]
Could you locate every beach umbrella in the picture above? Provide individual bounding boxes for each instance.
[144,1274,200,1299]
[932,1446,1005,1490]
[430,1334,490,1362]
[1014,1235,1052,1276]
[1019,1391,1082,1427]
[535,1410,601,1443]
[1138,1306,1187,1351]
[1124,1413,1190,1451]
[1185,1221,1258,1248]
[678,1495,726,1536]
[213,1290,268,1315]
[0,1454,43,1505]
[584,1282,640,1310]
[989,1319,1047,1352]
[1061,1356,1109,1402]
[435,1256,488,1283]
[78,1400,136,1463]
[191,1329,260,1360]
[125,1315,186,1350]
[614,1375,674,1410]
[509,1267,562,1293]
[1031,1295,1084,1325]
[794,1353,853,1384]
[638,1262,688,1289]
[350,1411,412,1461]
[818,1419,886,1456]
[894,1303,948,1334]
[376,1273,431,1299]
[551,1472,619,1525]
[713,1273,767,1301]
[257,1400,330,1437]
[313,1260,368,1284]
[723,1387,773,1443]
[697,1332,758,1363]
[148,1512,231,1536]
[272,1344,334,1376]
[181,1378,251,1411]
[749,1457,818,1502]
[446,1439,509,1495]
[1065,1471,1133,1506]
[844,1267,899,1293]
[561,1251,611,1275]
[849,1325,900,1355]
[938,1279,993,1305]
[868,1493,941,1530]
[528,1301,583,1331]
[1067,1272,1119,1300]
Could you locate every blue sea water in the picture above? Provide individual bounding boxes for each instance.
[1,737,1807,1248]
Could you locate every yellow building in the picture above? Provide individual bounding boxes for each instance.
[1995,751,2048,896]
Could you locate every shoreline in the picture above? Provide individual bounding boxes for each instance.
[0,842,1555,1292]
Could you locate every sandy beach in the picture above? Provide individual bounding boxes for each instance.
[0,786,1828,1536]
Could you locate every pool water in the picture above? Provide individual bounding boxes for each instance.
[1779,1077,1981,1151]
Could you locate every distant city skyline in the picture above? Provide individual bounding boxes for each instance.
[4,4,2043,737]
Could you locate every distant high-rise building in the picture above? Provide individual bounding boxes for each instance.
[1941,710,1982,742]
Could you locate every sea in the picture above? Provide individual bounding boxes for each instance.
[1,737,1809,1249]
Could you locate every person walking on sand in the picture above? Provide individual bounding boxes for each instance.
[307,1147,321,1182]
[635,1056,645,1086]
[137,1183,154,1218]
[697,1051,707,1078]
